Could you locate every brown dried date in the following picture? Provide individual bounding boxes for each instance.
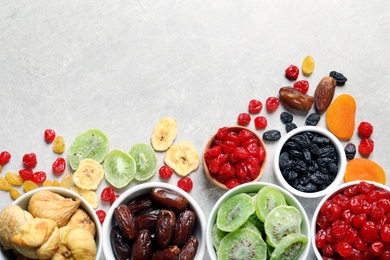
[178,236,199,260]
[110,226,132,260]
[115,204,139,240]
[171,209,196,246]
[131,229,152,260]
[128,194,154,214]
[279,86,314,112]
[156,209,176,248]
[151,245,181,260]
[314,76,336,113]
[135,208,160,231]
[151,187,187,211]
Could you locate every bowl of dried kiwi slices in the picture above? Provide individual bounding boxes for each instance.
[206,182,310,260]
[273,126,346,198]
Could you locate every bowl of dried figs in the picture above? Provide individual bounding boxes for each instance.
[273,126,346,198]
[0,187,102,260]
[102,182,206,260]
[203,126,267,190]
[206,182,310,260]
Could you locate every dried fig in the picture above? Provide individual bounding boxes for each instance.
[0,205,33,251]
[66,208,96,237]
[314,76,337,113]
[28,190,81,227]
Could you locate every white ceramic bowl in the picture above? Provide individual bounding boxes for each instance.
[102,182,206,259]
[311,180,390,259]
[274,126,346,198]
[206,182,310,260]
[1,187,103,260]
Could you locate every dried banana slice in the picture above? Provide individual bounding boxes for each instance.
[73,158,104,190]
[70,186,99,209]
[163,141,200,176]
[151,117,178,151]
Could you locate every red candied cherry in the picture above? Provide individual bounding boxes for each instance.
[19,168,33,181]
[23,153,37,169]
[361,221,378,243]
[237,129,253,142]
[101,186,115,202]
[32,171,46,184]
[225,178,240,189]
[266,97,280,112]
[178,177,193,192]
[237,113,251,126]
[44,129,56,143]
[293,80,309,94]
[322,202,341,222]
[159,165,174,180]
[322,243,334,257]
[208,145,222,157]
[358,181,375,194]
[52,157,66,175]
[358,121,373,137]
[352,213,367,228]
[254,116,268,130]
[359,137,374,156]
[248,99,263,114]
[332,219,347,239]
[216,127,229,140]
[336,240,353,257]
[315,229,327,248]
[0,151,11,166]
[370,240,384,257]
[96,209,106,224]
[316,213,331,229]
[381,224,390,242]
[345,227,359,243]
[285,64,299,80]
[233,147,249,159]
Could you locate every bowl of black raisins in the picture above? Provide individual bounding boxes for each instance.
[273,126,346,198]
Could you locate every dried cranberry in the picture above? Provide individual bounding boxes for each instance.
[216,127,229,140]
[22,153,37,169]
[352,213,368,228]
[52,157,66,175]
[178,177,193,192]
[359,137,374,156]
[381,224,390,242]
[358,121,373,137]
[96,209,106,224]
[0,151,11,165]
[370,240,384,256]
[336,240,353,257]
[254,116,268,130]
[361,221,378,243]
[315,229,327,248]
[159,165,174,179]
[19,168,33,181]
[359,181,375,194]
[44,129,56,143]
[101,186,115,202]
[32,171,46,184]
[233,147,249,159]
[248,99,263,114]
[237,113,251,126]
[225,178,240,189]
[237,129,253,142]
[265,97,280,112]
[293,80,309,94]
[285,64,299,80]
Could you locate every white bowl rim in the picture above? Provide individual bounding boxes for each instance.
[311,180,390,259]
[12,186,103,260]
[102,182,206,260]
[206,181,311,260]
[273,126,347,198]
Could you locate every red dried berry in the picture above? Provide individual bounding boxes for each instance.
[225,178,240,189]
[19,168,33,181]
[293,80,309,94]
[266,97,280,112]
[359,137,374,156]
[248,99,263,114]
[336,240,353,257]
[159,165,174,180]
[254,116,268,130]
[237,113,251,126]
[22,153,37,169]
[0,151,11,165]
[32,171,46,184]
[285,64,299,80]
[101,186,116,202]
[358,121,373,137]
[44,129,56,143]
[110,194,120,206]
[178,177,193,192]
[96,209,106,224]
[216,127,229,140]
[52,157,66,175]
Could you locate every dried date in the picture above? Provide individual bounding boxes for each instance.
[314,76,336,113]
[135,208,160,231]
[151,187,187,211]
[151,245,181,260]
[115,204,139,240]
[110,226,132,260]
[128,194,154,214]
[171,209,196,246]
[155,209,176,248]
[279,86,314,111]
[131,229,152,260]
[178,236,199,260]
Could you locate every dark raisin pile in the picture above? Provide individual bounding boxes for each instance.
[279,131,339,193]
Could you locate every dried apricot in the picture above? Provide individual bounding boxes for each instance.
[5,172,23,186]
[302,55,315,76]
[0,177,12,191]
[22,180,38,192]
[9,188,21,200]
[345,158,386,185]
[326,94,356,140]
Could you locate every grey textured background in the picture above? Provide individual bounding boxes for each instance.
[1,1,390,259]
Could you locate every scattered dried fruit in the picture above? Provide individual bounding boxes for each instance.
[73,158,104,190]
[302,55,315,76]
[358,121,373,137]
[293,80,309,94]
[0,177,12,191]
[52,157,66,175]
[22,153,37,169]
[254,116,267,130]
[164,141,200,177]
[22,180,38,192]
[305,112,321,126]
[0,151,11,167]
[237,113,251,126]
[248,99,263,114]
[9,188,21,200]
[262,129,281,141]
[329,71,347,85]
[279,87,314,112]
[151,117,178,152]
[159,165,174,180]
[44,129,56,143]
[326,94,356,140]
[344,143,356,160]
[5,172,23,186]
[359,137,375,156]
[314,76,337,113]
[177,177,193,192]
[344,158,386,184]
[60,173,73,189]
[285,64,299,80]
[265,97,280,112]
[53,136,65,154]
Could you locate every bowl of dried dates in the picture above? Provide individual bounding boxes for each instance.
[102,182,206,260]
[312,180,390,259]
[273,126,346,198]
[0,187,102,260]
[206,182,310,260]
[203,126,267,190]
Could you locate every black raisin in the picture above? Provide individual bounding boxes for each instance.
[344,143,356,160]
[280,112,293,124]
[305,113,321,126]
[286,123,297,132]
[262,130,281,141]
[329,71,347,85]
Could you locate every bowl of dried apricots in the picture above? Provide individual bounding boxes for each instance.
[203,126,267,190]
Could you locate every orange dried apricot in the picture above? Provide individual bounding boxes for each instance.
[345,158,386,184]
[326,94,356,140]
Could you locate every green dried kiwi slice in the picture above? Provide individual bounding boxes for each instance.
[270,233,308,260]
[211,223,226,250]
[217,228,267,260]
[255,186,286,222]
[104,149,136,188]
[216,193,255,232]
[68,129,109,170]
[241,220,261,235]
[129,143,158,181]
[264,205,302,247]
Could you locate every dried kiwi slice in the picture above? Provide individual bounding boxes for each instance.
[216,193,255,232]
[255,186,286,222]
[104,150,136,188]
[270,233,308,260]
[129,143,158,181]
[217,228,267,260]
[211,223,226,250]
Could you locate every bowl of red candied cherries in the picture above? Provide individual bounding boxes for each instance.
[203,126,267,190]
[313,180,390,259]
